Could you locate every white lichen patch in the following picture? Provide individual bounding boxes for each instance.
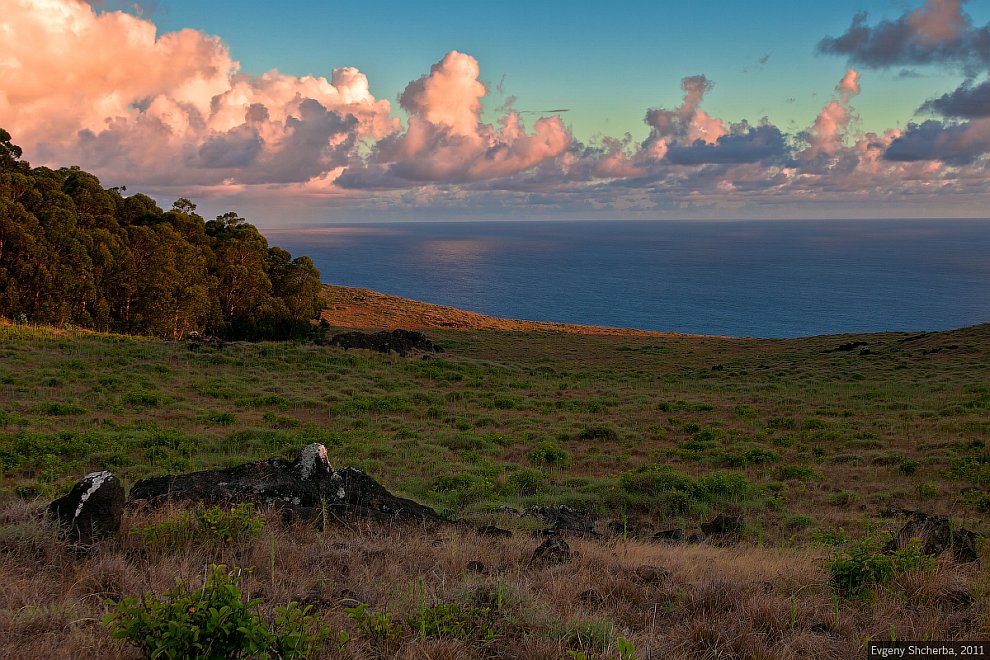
[74,471,113,521]
[297,443,330,480]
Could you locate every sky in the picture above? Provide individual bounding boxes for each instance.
[4,0,990,225]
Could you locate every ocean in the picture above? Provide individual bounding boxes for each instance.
[264,219,990,338]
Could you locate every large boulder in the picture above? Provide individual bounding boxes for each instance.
[129,443,439,522]
[48,471,124,545]
[324,329,443,357]
[884,510,982,563]
[523,505,596,535]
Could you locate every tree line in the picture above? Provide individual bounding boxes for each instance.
[0,129,322,340]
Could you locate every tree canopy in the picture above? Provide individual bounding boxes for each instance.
[0,129,322,339]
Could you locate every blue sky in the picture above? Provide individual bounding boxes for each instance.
[149,0,985,140]
[6,0,990,222]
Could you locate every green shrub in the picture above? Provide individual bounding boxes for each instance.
[528,441,570,467]
[899,459,919,475]
[577,424,619,442]
[123,390,163,407]
[734,404,759,419]
[504,468,545,496]
[205,411,237,426]
[828,536,935,600]
[103,564,328,658]
[35,401,86,416]
[195,503,266,543]
[407,603,495,640]
[344,603,402,641]
[775,464,817,481]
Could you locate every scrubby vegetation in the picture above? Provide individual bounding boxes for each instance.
[0,129,320,339]
[1,313,989,656]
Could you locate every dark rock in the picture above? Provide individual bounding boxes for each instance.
[466,560,487,573]
[524,505,595,534]
[129,443,439,522]
[48,471,124,545]
[323,329,443,357]
[186,330,224,350]
[607,519,653,539]
[579,588,604,605]
[530,534,571,566]
[477,525,513,538]
[700,514,743,537]
[633,565,672,584]
[495,505,520,515]
[825,341,868,353]
[653,528,686,543]
[884,510,982,562]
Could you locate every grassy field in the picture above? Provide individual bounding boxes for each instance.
[1,290,989,657]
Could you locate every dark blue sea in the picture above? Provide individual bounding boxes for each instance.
[264,219,990,338]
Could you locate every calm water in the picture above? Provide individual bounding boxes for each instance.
[265,219,990,338]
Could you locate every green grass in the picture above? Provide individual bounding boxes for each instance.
[1,320,990,535]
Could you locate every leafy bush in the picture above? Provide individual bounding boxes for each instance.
[35,401,86,416]
[344,603,402,641]
[408,603,495,640]
[828,536,935,599]
[577,424,619,442]
[195,503,266,543]
[123,390,163,407]
[503,468,545,495]
[103,564,328,658]
[528,440,571,467]
[205,411,237,426]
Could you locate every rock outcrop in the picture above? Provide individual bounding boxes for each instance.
[129,443,439,522]
[530,533,571,566]
[48,471,124,545]
[323,329,443,357]
[523,504,597,535]
[883,509,982,562]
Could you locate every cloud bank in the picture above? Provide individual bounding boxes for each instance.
[3,0,990,220]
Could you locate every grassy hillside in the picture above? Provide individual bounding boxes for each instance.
[1,302,989,657]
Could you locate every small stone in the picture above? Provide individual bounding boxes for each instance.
[653,528,685,543]
[700,513,743,537]
[634,565,672,584]
[477,524,513,538]
[530,534,570,566]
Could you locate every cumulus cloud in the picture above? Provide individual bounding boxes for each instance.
[6,0,990,219]
[818,0,990,69]
[0,0,397,187]
[884,118,990,163]
[919,79,990,117]
[337,51,571,189]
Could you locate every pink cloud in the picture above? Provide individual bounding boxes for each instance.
[338,51,571,188]
[1,0,397,187]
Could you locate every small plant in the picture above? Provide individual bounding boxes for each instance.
[195,502,266,543]
[103,564,327,658]
[123,390,162,407]
[407,602,495,640]
[344,603,402,641]
[35,401,86,416]
[205,411,237,426]
[899,458,919,475]
[828,535,935,599]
